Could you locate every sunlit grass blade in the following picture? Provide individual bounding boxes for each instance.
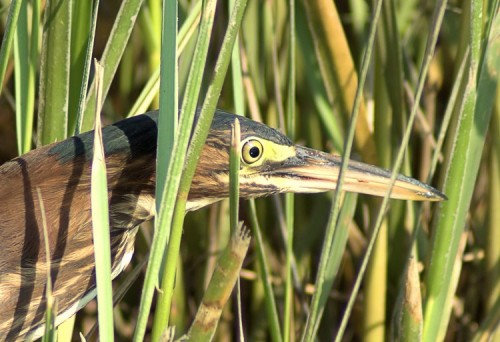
[228,11,246,337]
[229,119,241,233]
[390,45,470,341]
[37,0,71,146]
[302,1,384,339]
[80,0,145,132]
[333,0,448,340]
[228,17,246,333]
[68,0,92,134]
[149,0,249,339]
[70,0,100,134]
[229,0,244,117]
[90,61,114,342]
[229,119,244,339]
[423,4,500,341]
[13,0,38,154]
[135,0,219,338]
[150,0,178,337]
[283,0,296,339]
[155,0,178,237]
[427,48,470,182]
[55,3,100,339]
[126,0,202,118]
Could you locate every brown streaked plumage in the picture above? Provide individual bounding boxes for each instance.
[0,110,446,340]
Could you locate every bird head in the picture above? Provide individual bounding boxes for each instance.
[186,111,445,210]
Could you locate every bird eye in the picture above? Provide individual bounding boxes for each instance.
[242,139,263,164]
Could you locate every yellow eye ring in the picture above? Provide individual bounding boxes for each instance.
[241,139,263,164]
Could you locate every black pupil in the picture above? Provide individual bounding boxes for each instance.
[249,146,260,158]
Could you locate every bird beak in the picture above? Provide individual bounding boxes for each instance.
[265,146,446,201]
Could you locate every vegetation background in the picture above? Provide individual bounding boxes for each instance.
[0,0,498,341]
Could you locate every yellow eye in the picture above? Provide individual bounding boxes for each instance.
[242,139,263,164]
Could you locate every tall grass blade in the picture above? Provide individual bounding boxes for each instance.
[73,0,99,135]
[126,0,202,118]
[229,119,244,339]
[247,200,283,342]
[150,0,178,337]
[13,0,38,154]
[150,0,249,338]
[284,0,296,339]
[155,0,178,234]
[423,4,500,340]
[90,61,114,342]
[229,119,241,233]
[37,0,72,146]
[68,1,92,134]
[134,0,219,338]
[80,0,145,132]
[302,0,383,339]
[391,47,470,342]
[334,0,448,339]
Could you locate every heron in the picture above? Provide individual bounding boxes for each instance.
[0,109,445,340]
